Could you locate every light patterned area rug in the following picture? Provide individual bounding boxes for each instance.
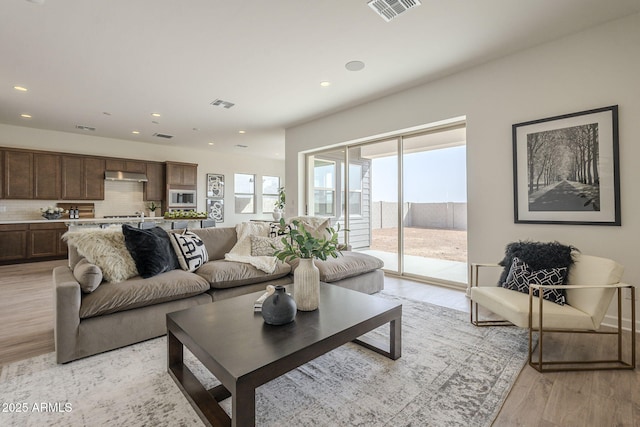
[0,294,529,427]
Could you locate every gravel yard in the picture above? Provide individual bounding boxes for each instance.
[371,227,467,262]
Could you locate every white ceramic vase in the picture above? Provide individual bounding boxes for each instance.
[294,258,320,311]
[272,209,282,221]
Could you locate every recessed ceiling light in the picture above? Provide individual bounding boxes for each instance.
[320,81,331,87]
[208,142,214,146]
[132,130,140,135]
[151,113,161,117]
[13,86,28,92]
[20,113,32,118]
[345,61,365,71]
[238,130,246,134]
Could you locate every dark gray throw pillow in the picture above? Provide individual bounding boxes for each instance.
[122,224,179,278]
[497,240,576,286]
[502,257,567,305]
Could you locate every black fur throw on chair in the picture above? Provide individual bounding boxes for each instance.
[497,241,578,286]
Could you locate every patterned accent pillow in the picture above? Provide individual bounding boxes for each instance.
[269,222,291,238]
[250,235,285,257]
[502,257,567,305]
[168,231,208,272]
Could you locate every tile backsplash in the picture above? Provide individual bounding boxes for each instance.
[0,181,162,221]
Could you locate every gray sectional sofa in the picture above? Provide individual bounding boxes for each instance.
[54,226,384,363]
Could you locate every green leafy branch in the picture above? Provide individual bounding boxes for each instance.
[273,218,348,262]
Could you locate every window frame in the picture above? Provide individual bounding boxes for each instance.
[262,175,280,213]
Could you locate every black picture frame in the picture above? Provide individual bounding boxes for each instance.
[513,105,620,225]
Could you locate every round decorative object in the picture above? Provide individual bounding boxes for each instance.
[294,258,320,311]
[272,211,282,221]
[43,213,62,220]
[261,285,296,325]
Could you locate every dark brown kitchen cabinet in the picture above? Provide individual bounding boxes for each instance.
[144,162,165,201]
[0,224,28,262]
[61,155,105,200]
[0,151,4,198]
[166,162,197,187]
[29,222,68,258]
[34,152,61,199]
[105,159,146,173]
[3,150,33,199]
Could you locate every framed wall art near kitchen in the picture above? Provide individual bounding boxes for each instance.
[512,105,620,226]
[206,198,224,223]
[206,174,225,198]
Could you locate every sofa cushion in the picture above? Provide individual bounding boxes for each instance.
[169,231,208,272]
[79,269,210,319]
[73,258,103,293]
[122,224,179,278]
[288,252,384,283]
[502,257,567,305]
[196,260,291,289]
[190,227,238,261]
[63,226,138,283]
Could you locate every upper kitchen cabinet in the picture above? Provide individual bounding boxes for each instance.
[61,155,106,200]
[105,159,146,173]
[166,162,197,187]
[34,152,61,199]
[3,150,33,199]
[144,162,165,201]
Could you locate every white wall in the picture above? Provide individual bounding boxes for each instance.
[0,124,285,226]
[285,14,640,329]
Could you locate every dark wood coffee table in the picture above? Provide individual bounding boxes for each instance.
[167,283,401,427]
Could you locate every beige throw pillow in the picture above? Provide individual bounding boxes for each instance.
[250,235,285,257]
[73,258,103,293]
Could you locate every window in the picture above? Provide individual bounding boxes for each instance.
[313,160,335,216]
[262,176,280,213]
[341,163,363,216]
[234,173,255,214]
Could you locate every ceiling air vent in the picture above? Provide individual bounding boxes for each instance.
[367,0,421,22]
[75,125,96,131]
[210,99,235,109]
[153,132,174,139]
[235,144,248,149]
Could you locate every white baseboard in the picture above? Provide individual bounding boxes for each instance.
[601,314,639,333]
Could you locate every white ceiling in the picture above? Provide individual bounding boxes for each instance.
[1,0,639,160]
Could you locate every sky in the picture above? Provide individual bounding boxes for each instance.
[371,145,467,203]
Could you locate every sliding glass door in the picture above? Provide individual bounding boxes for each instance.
[306,122,467,287]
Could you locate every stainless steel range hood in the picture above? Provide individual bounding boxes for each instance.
[104,170,148,182]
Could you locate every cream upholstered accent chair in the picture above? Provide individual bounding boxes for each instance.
[470,253,636,372]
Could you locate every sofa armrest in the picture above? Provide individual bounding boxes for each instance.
[53,266,82,363]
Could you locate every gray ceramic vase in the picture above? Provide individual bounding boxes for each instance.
[261,285,296,325]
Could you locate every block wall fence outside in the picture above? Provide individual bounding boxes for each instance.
[371,202,467,230]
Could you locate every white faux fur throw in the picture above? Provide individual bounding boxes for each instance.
[63,226,138,283]
[224,222,278,274]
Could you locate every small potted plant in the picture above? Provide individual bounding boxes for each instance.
[273,218,345,311]
[147,202,159,217]
[273,187,285,221]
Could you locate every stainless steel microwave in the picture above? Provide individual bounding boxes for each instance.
[168,189,196,208]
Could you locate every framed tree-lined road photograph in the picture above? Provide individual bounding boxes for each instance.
[513,105,620,225]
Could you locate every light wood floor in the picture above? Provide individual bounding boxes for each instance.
[1,262,638,426]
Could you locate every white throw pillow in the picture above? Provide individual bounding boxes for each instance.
[169,231,208,272]
[228,222,272,256]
